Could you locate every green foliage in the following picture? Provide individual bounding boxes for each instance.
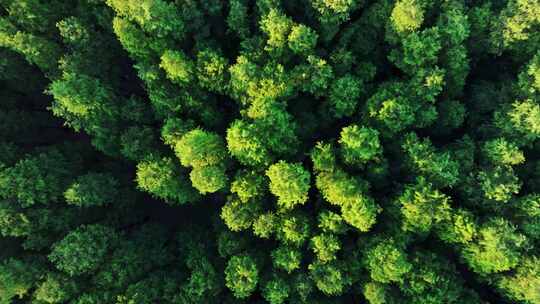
[262,276,290,304]
[310,233,341,263]
[229,55,258,97]
[112,17,157,60]
[390,28,442,72]
[316,169,380,231]
[196,49,229,93]
[136,157,199,205]
[161,117,194,147]
[266,161,311,210]
[260,9,293,52]
[398,177,451,233]
[231,170,266,203]
[391,0,424,33]
[218,230,246,258]
[64,173,118,207]
[311,0,357,23]
[339,125,382,165]
[120,126,159,161]
[399,251,470,304]
[402,133,460,187]
[106,0,184,39]
[225,255,259,299]
[0,149,73,207]
[0,23,61,73]
[462,218,527,274]
[340,195,380,232]
[516,52,540,109]
[496,256,540,303]
[272,245,302,273]
[363,282,394,304]
[437,100,466,130]
[57,17,90,46]
[175,129,227,168]
[308,261,346,295]
[0,258,41,303]
[49,224,119,276]
[477,166,521,203]
[329,75,362,118]
[226,119,272,166]
[364,83,416,134]
[34,273,79,304]
[49,72,115,122]
[512,195,540,239]
[221,196,262,232]
[316,170,361,206]
[294,55,334,96]
[311,142,337,172]
[160,50,194,85]
[483,138,525,166]
[317,210,348,234]
[253,212,277,238]
[496,99,540,144]
[496,0,540,48]
[365,238,412,283]
[174,128,229,194]
[3,1,540,303]
[288,24,318,55]
[227,0,250,38]
[276,212,311,247]
[436,209,477,244]
[190,165,228,194]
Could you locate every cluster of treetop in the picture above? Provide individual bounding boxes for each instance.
[0,0,539,303]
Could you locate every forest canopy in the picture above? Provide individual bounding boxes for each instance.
[1,0,540,303]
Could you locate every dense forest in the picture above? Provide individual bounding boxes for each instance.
[0,0,539,303]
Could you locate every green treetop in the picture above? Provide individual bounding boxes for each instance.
[64,173,118,207]
[391,0,425,34]
[48,224,120,276]
[266,161,311,210]
[225,254,259,299]
[365,238,412,283]
[398,177,452,233]
[262,276,290,304]
[288,24,318,55]
[271,245,302,273]
[136,157,199,205]
[339,125,382,166]
[462,218,527,274]
[175,129,228,168]
[160,50,194,85]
